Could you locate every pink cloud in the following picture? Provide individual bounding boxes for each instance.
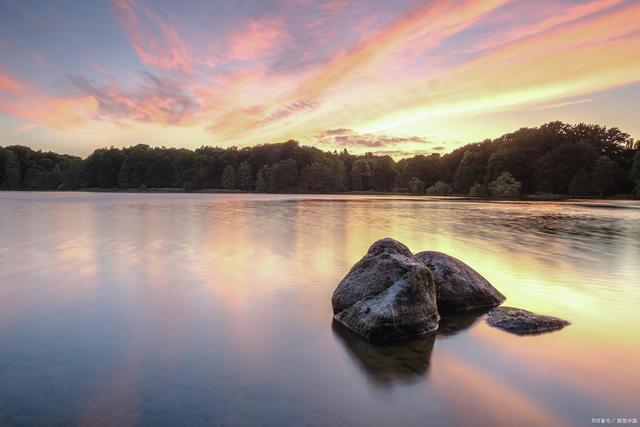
[14,122,38,134]
[2,0,638,154]
[200,0,508,138]
[113,0,198,73]
[227,18,287,61]
[70,72,199,125]
[0,74,23,93]
[288,0,509,100]
[469,0,624,52]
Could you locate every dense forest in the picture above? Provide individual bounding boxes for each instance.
[1,122,639,197]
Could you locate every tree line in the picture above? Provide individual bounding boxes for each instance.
[1,121,639,197]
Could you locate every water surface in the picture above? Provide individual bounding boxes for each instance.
[1,193,639,426]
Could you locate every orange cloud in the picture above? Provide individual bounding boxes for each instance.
[0,73,98,130]
[356,1,640,132]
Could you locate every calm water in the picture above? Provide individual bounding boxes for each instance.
[0,192,639,427]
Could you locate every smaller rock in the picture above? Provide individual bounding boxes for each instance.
[486,307,570,335]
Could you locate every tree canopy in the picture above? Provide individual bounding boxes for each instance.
[408,177,426,195]
[1,122,638,196]
[489,172,522,198]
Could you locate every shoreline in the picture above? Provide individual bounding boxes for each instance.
[1,188,637,201]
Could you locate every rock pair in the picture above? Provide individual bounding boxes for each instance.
[331,238,505,341]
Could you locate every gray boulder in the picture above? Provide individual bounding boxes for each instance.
[487,306,570,335]
[331,238,439,341]
[415,251,505,312]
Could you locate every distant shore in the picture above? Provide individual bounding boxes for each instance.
[2,188,637,201]
[2,122,638,197]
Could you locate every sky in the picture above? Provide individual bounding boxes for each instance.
[0,0,639,158]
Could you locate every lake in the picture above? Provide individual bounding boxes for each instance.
[0,192,638,427]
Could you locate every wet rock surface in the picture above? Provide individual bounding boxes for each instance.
[331,238,439,341]
[415,251,505,312]
[486,306,570,335]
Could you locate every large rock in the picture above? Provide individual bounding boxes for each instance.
[415,251,505,312]
[331,238,439,341]
[486,306,570,335]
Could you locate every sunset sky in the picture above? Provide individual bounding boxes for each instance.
[0,0,639,158]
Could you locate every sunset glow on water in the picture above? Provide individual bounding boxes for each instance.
[0,193,638,426]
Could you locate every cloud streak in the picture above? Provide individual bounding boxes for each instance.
[314,128,432,156]
[529,98,593,111]
[70,72,199,125]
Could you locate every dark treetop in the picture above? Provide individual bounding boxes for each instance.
[2,121,639,196]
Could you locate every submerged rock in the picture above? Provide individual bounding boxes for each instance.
[486,306,570,335]
[415,251,505,312]
[331,238,439,341]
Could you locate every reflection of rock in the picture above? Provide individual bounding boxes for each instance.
[486,306,570,335]
[437,309,488,337]
[332,320,435,387]
[332,238,439,341]
[415,251,505,312]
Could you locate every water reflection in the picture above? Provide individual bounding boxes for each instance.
[332,320,436,388]
[332,311,486,388]
[0,193,638,427]
[437,310,488,337]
